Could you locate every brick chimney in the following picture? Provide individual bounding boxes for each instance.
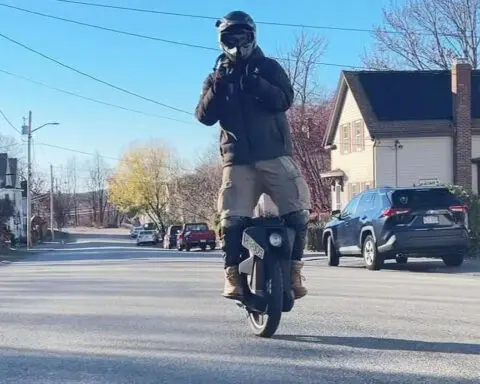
[452,58,472,190]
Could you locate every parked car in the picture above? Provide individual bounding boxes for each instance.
[136,230,158,246]
[177,222,216,251]
[322,186,469,270]
[130,226,143,239]
[163,225,182,249]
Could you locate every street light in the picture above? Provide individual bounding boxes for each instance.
[22,111,60,249]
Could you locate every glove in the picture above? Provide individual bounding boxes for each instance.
[241,63,262,94]
[241,73,260,94]
[212,71,228,95]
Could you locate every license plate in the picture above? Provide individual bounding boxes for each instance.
[423,216,439,224]
[200,240,207,243]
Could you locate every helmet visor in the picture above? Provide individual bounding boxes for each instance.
[220,30,254,49]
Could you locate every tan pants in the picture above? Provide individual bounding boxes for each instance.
[218,156,311,219]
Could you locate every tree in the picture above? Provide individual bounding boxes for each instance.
[108,141,179,232]
[364,0,480,70]
[173,141,222,224]
[87,152,111,226]
[279,32,333,213]
[288,102,334,213]
[66,157,79,226]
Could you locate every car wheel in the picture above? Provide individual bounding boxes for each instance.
[185,243,191,252]
[362,235,383,271]
[396,255,408,264]
[326,235,340,266]
[200,245,207,251]
[442,252,464,267]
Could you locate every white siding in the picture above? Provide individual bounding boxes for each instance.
[471,135,480,193]
[330,89,373,210]
[375,137,453,188]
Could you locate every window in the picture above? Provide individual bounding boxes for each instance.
[363,181,373,191]
[335,184,341,210]
[341,123,351,154]
[348,182,361,200]
[353,120,365,152]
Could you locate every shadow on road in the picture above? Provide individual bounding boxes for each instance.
[339,259,480,275]
[0,346,477,384]
[68,233,131,241]
[274,335,480,355]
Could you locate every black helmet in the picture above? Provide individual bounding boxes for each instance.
[216,11,257,62]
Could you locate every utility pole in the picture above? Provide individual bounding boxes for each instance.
[22,111,60,249]
[50,164,54,241]
[26,111,32,249]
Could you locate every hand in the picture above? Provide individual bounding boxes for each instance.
[241,73,260,94]
[212,70,229,95]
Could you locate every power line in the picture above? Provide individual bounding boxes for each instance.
[35,141,121,161]
[0,109,21,134]
[0,4,218,52]
[0,68,195,125]
[55,0,452,37]
[34,141,192,173]
[0,3,366,69]
[0,32,193,116]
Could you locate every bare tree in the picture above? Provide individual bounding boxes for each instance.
[66,157,79,226]
[365,0,480,70]
[278,32,333,213]
[87,152,111,227]
[0,134,21,157]
[279,31,328,105]
[173,142,222,224]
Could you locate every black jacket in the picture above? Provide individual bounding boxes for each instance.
[195,47,294,167]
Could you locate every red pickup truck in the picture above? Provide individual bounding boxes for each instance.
[177,222,216,251]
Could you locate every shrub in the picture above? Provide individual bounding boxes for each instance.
[306,223,325,251]
[444,184,480,257]
[306,212,332,252]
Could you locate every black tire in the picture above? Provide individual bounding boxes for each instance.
[442,252,465,267]
[185,243,191,252]
[362,234,383,271]
[200,245,207,251]
[326,235,340,266]
[396,255,408,264]
[247,260,283,338]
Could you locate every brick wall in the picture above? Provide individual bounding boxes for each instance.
[452,58,472,190]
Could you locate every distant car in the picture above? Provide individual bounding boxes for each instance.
[130,226,143,239]
[322,186,469,270]
[136,230,158,246]
[177,222,216,251]
[163,225,182,249]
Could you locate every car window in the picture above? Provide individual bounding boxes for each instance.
[185,224,209,231]
[341,195,361,218]
[391,188,460,209]
[358,193,374,213]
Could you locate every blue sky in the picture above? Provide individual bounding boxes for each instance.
[0,0,390,181]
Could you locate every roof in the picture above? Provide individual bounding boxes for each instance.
[323,69,480,147]
[355,70,453,121]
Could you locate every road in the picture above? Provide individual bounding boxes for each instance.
[0,228,479,383]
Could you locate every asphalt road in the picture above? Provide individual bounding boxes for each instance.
[0,230,479,383]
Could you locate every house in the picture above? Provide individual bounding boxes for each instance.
[0,153,26,239]
[321,58,480,210]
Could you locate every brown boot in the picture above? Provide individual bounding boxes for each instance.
[222,266,243,299]
[291,261,308,299]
